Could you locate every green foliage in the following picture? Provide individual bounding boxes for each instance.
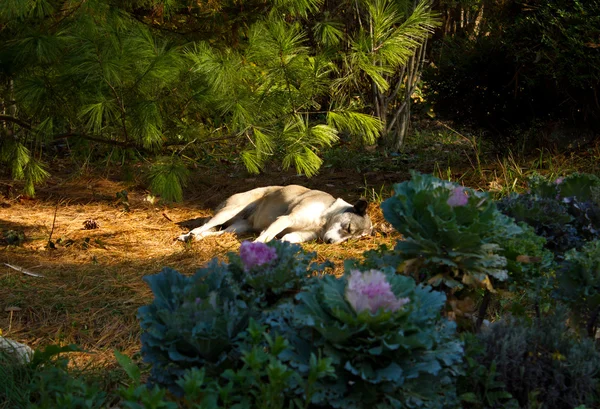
[0,343,108,409]
[556,240,600,337]
[215,319,335,409]
[117,320,335,409]
[498,173,600,256]
[0,140,49,197]
[290,268,463,408]
[457,333,517,409]
[501,222,554,287]
[381,171,521,291]
[185,11,386,176]
[0,0,438,194]
[476,310,600,409]
[137,240,327,394]
[138,264,250,394]
[117,350,177,409]
[28,364,107,409]
[227,240,332,308]
[147,155,189,202]
[426,0,600,142]
[332,0,438,95]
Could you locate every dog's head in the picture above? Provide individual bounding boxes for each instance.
[323,198,372,244]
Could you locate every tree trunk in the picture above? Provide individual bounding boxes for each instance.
[381,39,428,151]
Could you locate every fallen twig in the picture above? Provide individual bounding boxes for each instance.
[3,263,45,278]
[47,202,59,248]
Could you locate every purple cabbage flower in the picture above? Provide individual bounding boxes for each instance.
[447,186,468,207]
[345,270,410,314]
[239,241,278,271]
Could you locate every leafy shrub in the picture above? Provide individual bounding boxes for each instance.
[227,240,331,308]
[527,173,600,201]
[556,240,600,337]
[0,344,108,409]
[289,267,464,409]
[457,333,517,409]
[477,310,600,409]
[498,173,600,256]
[28,364,107,409]
[138,241,329,394]
[138,235,464,408]
[425,1,600,142]
[138,262,250,393]
[116,320,335,409]
[497,194,580,254]
[381,171,521,291]
[501,222,554,287]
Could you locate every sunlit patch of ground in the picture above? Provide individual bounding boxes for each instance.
[0,166,398,369]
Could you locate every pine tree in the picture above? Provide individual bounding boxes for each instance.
[329,0,440,150]
[0,0,437,199]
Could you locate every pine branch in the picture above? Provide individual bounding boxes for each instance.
[0,115,32,130]
[49,0,86,30]
[129,13,194,37]
[103,78,130,142]
[53,133,138,149]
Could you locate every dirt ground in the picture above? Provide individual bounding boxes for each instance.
[0,162,402,367]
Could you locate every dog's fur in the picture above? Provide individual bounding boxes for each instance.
[177,185,372,244]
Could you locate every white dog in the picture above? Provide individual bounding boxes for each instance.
[177,185,372,244]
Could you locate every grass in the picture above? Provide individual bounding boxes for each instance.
[1,119,600,405]
[0,351,31,409]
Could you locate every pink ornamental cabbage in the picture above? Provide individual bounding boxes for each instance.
[555,177,564,185]
[447,186,468,207]
[345,270,410,314]
[239,241,278,271]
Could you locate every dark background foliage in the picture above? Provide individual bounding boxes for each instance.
[425,0,600,150]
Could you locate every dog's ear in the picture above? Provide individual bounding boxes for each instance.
[353,198,369,216]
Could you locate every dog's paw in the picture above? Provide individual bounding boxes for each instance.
[177,233,193,242]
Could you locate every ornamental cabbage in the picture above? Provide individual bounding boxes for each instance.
[345,269,410,314]
[291,267,463,409]
[138,263,248,394]
[382,171,521,291]
[239,241,278,271]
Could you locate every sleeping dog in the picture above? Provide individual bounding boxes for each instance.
[177,185,372,244]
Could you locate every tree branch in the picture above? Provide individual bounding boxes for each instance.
[0,115,32,130]
[55,131,239,149]
[1,114,238,152]
[53,132,138,149]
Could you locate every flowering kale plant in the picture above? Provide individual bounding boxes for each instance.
[292,267,464,409]
[498,173,600,256]
[556,240,600,337]
[138,263,249,393]
[228,240,331,308]
[238,241,278,271]
[138,240,329,393]
[382,171,522,291]
[527,172,600,201]
[345,269,410,314]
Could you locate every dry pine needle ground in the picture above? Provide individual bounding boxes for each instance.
[0,167,397,368]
